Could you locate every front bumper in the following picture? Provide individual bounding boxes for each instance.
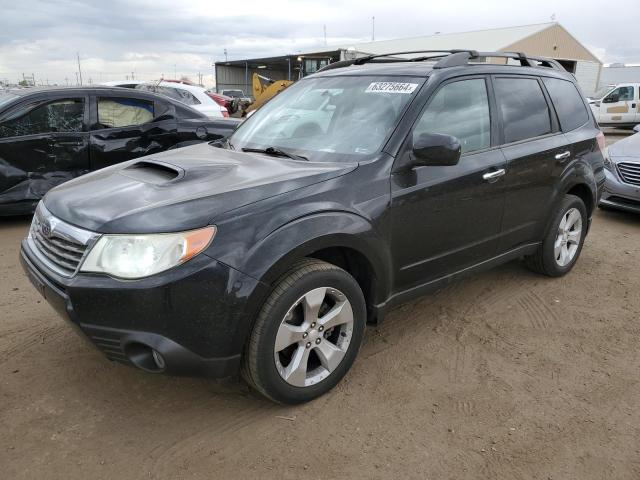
[20,241,267,377]
[599,167,640,214]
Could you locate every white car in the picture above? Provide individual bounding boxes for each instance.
[100,80,145,89]
[136,81,228,118]
[589,83,640,128]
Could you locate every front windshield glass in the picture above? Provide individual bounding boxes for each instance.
[230,75,425,161]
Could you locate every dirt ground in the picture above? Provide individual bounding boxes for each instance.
[1,132,639,480]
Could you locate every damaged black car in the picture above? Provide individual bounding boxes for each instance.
[0,86,239,215]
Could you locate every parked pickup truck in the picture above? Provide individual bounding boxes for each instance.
[589,83,640,128]
[21,50,606,404]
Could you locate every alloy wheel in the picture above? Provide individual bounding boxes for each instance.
[554,207,582,267]
[274,287,354,387]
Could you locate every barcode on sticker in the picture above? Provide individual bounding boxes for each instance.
[365,82,418,94]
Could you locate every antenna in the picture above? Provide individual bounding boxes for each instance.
[76,52,83,86]
[372,16,375,41]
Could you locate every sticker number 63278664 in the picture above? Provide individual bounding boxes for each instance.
[365,82,419,94]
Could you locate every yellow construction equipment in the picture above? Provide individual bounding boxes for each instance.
[244,73,293,115]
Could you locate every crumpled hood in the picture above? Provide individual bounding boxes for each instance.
[609,132,640,161]
[44,143,356,233]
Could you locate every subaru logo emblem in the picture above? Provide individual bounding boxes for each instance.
[41,221,52,238]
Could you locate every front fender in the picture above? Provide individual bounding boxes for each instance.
[216,210,392,307]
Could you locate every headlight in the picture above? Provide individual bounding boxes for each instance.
[80,226,216,279]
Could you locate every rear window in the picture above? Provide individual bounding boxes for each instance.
[495,78,551,144]
[542,77,589,132]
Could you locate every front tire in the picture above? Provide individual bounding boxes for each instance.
[242,259,366,404]
[524,194,587,277]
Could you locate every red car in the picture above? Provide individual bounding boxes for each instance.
[205,90,237,114]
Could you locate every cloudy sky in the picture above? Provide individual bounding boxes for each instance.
[1,0,639,86]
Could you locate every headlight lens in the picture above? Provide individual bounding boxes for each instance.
[80,226,216,279]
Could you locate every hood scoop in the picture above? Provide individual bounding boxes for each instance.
[119,160,184,184]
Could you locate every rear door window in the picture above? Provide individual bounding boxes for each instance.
[542,77,589,132]
[0,98,84,138]
[97,97,154,128]
[413,78,491,154]
[495,78,551,144]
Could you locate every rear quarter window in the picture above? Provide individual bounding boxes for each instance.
[495,78,551,144]
[542,77,589,132]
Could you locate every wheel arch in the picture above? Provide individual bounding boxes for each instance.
[241,211,392,324]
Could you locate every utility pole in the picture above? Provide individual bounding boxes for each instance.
[224,48,228,62]
[323,24,327,46]
[372,16,375,41]
[75,72,79,85]
[131,71,135,80]
[76,52,83,86]
[65,77,69,86]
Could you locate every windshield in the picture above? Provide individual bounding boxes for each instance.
[224,90,243,98]
[0,92,18,111]
[229,75,424,162]
[592,85,615,99]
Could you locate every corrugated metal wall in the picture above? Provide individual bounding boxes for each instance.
[574,61,601,96]
[599,66,640,88]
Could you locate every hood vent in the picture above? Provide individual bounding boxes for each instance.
[120,160,184,184]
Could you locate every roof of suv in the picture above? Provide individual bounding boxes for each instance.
[313,50,575,82]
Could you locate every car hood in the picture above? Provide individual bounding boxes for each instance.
[43,143,356,233]
[608,132,640,161]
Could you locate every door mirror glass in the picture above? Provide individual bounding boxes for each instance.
[412,132,461,166]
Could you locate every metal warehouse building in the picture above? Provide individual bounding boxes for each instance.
[216,22,602,96]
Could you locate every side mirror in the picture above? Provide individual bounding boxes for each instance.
[411,133,461,167]
[634,125,640,133]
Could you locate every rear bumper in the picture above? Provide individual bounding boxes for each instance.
[599,168,640,213]
[20,242,267,377]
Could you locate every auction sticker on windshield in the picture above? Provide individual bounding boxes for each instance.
[365,82,419,94]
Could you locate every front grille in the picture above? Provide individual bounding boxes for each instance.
[617,162,640,186]
[28,204,99,277]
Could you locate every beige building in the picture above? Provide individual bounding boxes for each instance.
[216,22,602,96]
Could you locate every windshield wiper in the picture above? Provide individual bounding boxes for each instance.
[241,146,308,161]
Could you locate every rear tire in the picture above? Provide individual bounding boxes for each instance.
[523,194,587,277]
[242,259,366,404]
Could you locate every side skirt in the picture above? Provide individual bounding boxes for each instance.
[371,242,540,323]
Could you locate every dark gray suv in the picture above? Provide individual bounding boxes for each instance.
[21,50,606,404]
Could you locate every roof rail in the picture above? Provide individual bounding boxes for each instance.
[316,50,566,73]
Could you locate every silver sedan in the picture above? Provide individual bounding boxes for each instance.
[600,126,640,213]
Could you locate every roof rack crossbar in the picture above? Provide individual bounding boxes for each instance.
[316,50,566,73]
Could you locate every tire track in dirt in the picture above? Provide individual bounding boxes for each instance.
[0,323,66,364]
[517,291,560,331]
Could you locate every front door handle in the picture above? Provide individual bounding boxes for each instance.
[555,151,571,161]
[482,169,506,182]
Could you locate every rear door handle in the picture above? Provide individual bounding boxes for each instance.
[482,169,506,182]
[555,151,571,161]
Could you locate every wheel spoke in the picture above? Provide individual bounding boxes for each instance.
[282,346,311,387]
[567,229,581,244]
[559,213,568,231]
[274,323,305,352]
[303,287,326,322]
[566,209,580,229]
[560,245,570,266]
[319,300,353,330]
[554,236,563,259]
[315,340,346,373]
